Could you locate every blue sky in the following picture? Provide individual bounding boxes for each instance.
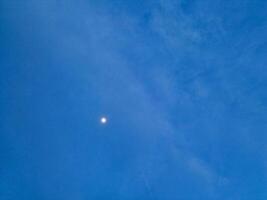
[0,0,267,199]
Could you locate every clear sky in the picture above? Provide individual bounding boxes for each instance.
[0,0,267,199]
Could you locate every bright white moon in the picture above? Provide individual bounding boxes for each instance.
[100,117,107,124]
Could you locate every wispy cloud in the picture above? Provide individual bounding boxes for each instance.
[4,0,266,198]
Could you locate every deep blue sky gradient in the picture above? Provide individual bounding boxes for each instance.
[1,0,267,199]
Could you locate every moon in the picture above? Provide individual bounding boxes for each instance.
[100,117,107,124]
